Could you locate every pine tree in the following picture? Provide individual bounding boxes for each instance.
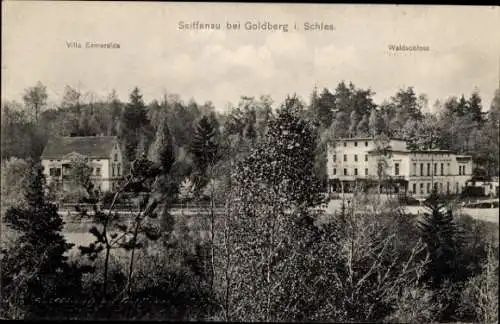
[190,115,220,190]
[120,87,150,162]
[467,91,484,125]
[311,88,335,128]
[2,161,83,319]
[417,191,463,288]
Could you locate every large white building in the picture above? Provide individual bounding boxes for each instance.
[41,136,125,193]
[326,137,473,199]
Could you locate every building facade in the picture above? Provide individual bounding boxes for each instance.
[41,136,125,193]
[326,137,473,199]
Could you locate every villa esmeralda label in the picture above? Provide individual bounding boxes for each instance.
[66,41,121,49]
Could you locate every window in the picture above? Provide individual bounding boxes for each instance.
[413,163,417,176]
[463,165,466,175]
[333,168,337,175]
[96,167,101,176]
[114,153,118,162]
[447,182,450,193]
[365,168,368,176]
[333,154,336,162]
[365,141,368,147]
[427,163,431,176]
[447,163,450,175]
[420,163,424,176]
[49,168,61,177]
[458,166,462,175]
[344,154,347,162]
[365,155,368,162]
[420,183,424,194]
[427,183,431,193]
[439,183,443,192]
[440,163,444,176]
[117,165,121,176]
[344,168,348,176]
[354,168,358,176]
[354,141,358,147]
[112,166,115,177]
[354,154,358,162]
[434,163,437,175]
[412,183,416,194]
[395,163,400,176]
[343,142,347,147]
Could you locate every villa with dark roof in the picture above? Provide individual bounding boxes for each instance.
[41,136,125,192]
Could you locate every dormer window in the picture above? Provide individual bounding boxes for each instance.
[114,153,118,162]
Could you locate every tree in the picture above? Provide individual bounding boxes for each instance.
[390,87,422,121]
[119,87,152,162]
[413,113,441,150]
[190,114,221,291]
[356,113,370,136]
[78,154,165,300]
[1,157,30,208]
[458,243,499,323]
[348,110,360,138]
[1,161,84,319]
[190,115,220,192]
[68,158,94,197]
[467,91,484,125]
[148,115,175,174]
[368,109,383,137]
[418,192,464,288]
[220,95,324,321]
[61,85,82,110]
[22,81,48,124]
[331,111,349,139]
[310,87,335,128]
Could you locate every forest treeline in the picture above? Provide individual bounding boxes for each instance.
[2,81,499,185]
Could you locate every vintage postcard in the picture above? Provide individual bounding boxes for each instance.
[1,2,499,322]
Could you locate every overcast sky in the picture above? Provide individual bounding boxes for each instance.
[2,2,499,112]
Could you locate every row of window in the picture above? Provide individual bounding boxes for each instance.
[412,162,466,177]
[49,166,110,177]
[333,163,401,176]
[333,167,369,176]
[333,154,369,162]
[48,167,103,177]
[341,141,370,147]
[410,181,456,195]
[49,167,123,177]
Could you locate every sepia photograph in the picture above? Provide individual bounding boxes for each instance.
[1,1,499,322]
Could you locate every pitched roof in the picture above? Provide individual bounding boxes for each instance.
[41,136,118,159]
